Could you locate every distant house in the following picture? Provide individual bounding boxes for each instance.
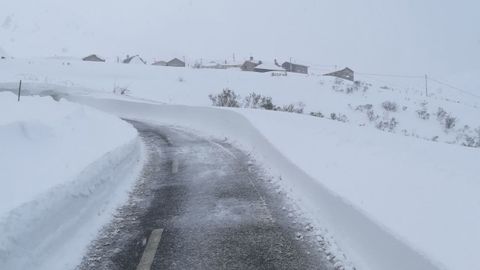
[152,60,167,66]
[254,63,286,73]
[241,57,263,71]
[123,55,147,65]
[324,67,354,81]
[241,60,259,71]
[82,54,105,62]
[199,59,242,69]
[167,58,186,67]
[282,61,308,74]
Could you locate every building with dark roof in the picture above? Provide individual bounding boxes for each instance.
[82,54,105,62]
[282,62,308,74]
[167,58,186,67]
[324,67,354,81]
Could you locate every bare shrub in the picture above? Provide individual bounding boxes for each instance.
[278,102,305,114]
[376,118,398,132]
[330,113,348,122]
[366,110,379,122]
[416,101,429,120]
[445,115,456,130]
[436,107,456,131]
[382,101,398,112]
[355,104,373,112]
[436,107,447,121]
[416,109,430,120]
[310,111,324,118]
[244,92,275,110]
[113,85,130,95]
[351,81,370,92]
[209,88,241,107]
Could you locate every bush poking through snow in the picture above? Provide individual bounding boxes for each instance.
[113,85,130,95]
[208,90,306,114]
[436,107,447,121]
[381,101,398,112]
[310,111,324,118]
[416,102,430,120]
[444,115,457,130]
[244,92,275,110]
[416,109,430,120]
[376,118,398,132]
[355,104,373,112]
[209,88,241,107]
[278,102,305,114]
[330,113,349,123]
[366,110,379,122]
[436,107,457,131]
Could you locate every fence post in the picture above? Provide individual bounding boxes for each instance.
[18,80,22,102]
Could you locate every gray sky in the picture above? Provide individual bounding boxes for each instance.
[1,0,479,79]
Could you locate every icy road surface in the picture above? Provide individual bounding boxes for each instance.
[77,121,333,270]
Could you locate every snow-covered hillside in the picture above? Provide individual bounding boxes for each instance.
[71,96,480,270]
[0,92,143,270]
[1,58,479,150]
[1,58,479,270]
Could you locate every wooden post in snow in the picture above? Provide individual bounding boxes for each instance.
[18,80,22,102]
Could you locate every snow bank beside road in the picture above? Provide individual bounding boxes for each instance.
[239,110,480,270]
[72,96,468,270]
[0,92,143,269]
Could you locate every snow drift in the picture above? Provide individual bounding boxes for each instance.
[70,95,466,270]
[0,92,144,270]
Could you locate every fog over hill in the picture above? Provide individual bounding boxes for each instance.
[1,0,479,90]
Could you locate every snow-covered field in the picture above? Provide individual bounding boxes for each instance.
[0,92,143,269]
[1,58,479,149]
[1,58,479,270]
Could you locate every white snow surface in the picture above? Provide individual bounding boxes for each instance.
[70,96,477,270]
[0,92,143,270]
[0,46,7,57]
[0,59,479,270]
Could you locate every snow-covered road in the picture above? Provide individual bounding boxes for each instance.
[78,121,333,270]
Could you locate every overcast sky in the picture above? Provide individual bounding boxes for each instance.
[1,0,479,79]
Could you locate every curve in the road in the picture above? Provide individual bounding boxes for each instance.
[77,121,333,270]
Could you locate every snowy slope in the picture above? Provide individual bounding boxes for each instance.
[1,59,479,270]
[68,96,480,270]
[1,58,478,150]
[0,92,144,270]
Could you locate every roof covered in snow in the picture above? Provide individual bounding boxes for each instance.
[254,63,285,71]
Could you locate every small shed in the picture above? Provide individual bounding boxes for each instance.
[82,54,105,62]
[324,67,354,81]
[123,55,147,65]
[167,58,186,67]
[241,61,259,71]
[152,61,167,66]
[282,62,308,74]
